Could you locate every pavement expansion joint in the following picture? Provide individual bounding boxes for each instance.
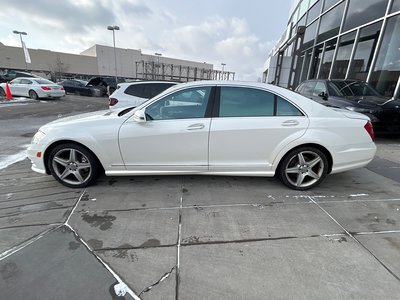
[0,205,75,220]
[308,195,400,282]
[139,266,176,298]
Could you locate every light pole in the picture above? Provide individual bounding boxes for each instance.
[107,25,120,83]
[13,30,28,70]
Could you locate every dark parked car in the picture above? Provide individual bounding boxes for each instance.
[0,70,39,83]
[86,76,125,96]
[296,79,400,135]
[57,79,92,96]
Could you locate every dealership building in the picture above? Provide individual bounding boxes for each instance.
[0,43,234,82]
[264,0,400,99]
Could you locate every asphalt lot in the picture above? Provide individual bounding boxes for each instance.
[0,95,400,299]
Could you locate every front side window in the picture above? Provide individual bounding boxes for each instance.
[313,82,327,96]
[145,86,211,120]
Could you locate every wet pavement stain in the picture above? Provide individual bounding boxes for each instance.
[80,193,90,202]
[386,219,396,225]
[87,239,104,249]
[68,241,81,250]
[139,239,161,248]
[109,178,117,186]
[0,262,21,281]
[182,188,189,193]
[182,236,200,244]
[81,213,116,231]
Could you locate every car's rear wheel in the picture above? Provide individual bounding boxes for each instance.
[48,143,100,188]
[29,90,39,100]
[278,147,328,190]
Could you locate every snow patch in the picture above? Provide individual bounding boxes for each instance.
[349,193,369,197]
[0,146,29,170]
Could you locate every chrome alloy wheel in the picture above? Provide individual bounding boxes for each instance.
[284,150,325,188]
[51,148,92,186]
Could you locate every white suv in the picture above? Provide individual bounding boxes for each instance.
[109,81,178,109]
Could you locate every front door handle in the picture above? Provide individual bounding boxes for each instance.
[281,120,299,126]
[187,123,205,130]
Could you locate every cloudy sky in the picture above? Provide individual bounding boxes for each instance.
[0,0,293,80]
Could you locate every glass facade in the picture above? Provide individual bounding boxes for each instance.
[265,0,400,100]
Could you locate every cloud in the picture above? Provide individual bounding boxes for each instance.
[0,1,276,80]
[160,16,275,80]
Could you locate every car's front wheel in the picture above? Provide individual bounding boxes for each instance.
[278,147,328,190]
[48,143,100,188]
[0,88,5,97]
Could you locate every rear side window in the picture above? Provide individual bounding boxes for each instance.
[276,97,303,116]
[147,83,176,98]
[125,84,146,97]
[219,87,303,117]
[219,87,274,117]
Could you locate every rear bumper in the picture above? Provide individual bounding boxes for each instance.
[330,142,376,174]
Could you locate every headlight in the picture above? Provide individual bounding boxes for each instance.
[31,131,46,144]
[345,106,376,114]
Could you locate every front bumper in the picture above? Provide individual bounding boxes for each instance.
[27,143,47,174]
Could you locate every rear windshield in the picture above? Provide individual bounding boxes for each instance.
[33,79,54,84]
[328,81,381,97]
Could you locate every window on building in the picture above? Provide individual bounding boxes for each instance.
[310,45,324,79]
[300,50,313,82]
[343,0,388,32]
[319,39,337,78]
[369,16,400,97]
[322,0,340,12]
[307,0,322,25]
[348,21,382,81]
[299,0,310,20]
[331,31,357,79]
[302,20,318,49]
[317,1,345,43]
[391,0,400,13]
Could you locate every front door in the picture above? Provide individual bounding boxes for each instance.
[118,85,214,172]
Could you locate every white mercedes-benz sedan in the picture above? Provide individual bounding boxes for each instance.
[27,81,376,190]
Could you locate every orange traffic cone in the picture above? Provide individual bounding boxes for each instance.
[5,82,13,100]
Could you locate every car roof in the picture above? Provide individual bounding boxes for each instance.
[118,81,178,87]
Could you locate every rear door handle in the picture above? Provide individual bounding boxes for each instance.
[187,123,205,130]
[281,120,299,126]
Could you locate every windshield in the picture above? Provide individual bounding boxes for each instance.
[328,81,381,97]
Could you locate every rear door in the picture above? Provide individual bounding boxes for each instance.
[209,86,309,173]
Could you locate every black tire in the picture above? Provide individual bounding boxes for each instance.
[48,143,100,188]
[0,88,5,97]
[29,90,39,100]
[278,146,328,190]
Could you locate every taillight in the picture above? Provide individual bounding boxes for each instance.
[41,86,51,90]
[60,86,65,90]
[109,98,118,106]
[364,120,375,141]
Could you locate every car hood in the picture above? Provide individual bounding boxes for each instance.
[40,109,118,131]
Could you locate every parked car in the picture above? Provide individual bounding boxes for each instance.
[0,77,65,99]
[86,76,125,96]
[28,81,376,190]
[109,81,178,109]
[0,70,40,83]
[295,79,400,134]
[57,79,92,96]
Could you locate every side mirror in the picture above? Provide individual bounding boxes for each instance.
[133,110,146,123]
[318,91,328,100]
